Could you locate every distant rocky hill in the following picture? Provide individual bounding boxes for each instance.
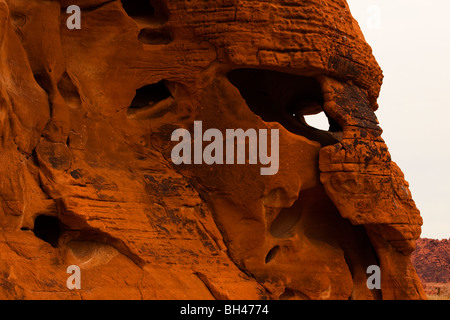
[412,238,450,283]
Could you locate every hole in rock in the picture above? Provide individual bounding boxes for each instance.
[33,215,61,248]
[121,0,172,44]
[121,0,168,25]
[138,28,172,45]
[303,112,330,131]
[269,197,303,239]
[33,73,52,94]
[227,68,341,146]
[128,80,172,116]
[265,245,280,264]
[121,0,155,20]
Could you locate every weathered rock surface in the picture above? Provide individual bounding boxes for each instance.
[0,0,425,300]
[412,238,450,284]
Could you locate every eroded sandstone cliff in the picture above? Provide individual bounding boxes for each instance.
[0,0,425,300]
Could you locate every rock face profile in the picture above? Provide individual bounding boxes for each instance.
[0,0,426,299]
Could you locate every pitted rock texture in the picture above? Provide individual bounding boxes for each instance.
[0,0,425,300]
[412,238,450,284]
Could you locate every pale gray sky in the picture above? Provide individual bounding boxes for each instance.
[346,1,450,239]
[307,1,450,239]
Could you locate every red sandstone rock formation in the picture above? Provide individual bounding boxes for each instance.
[0,0,425,299]
[412,238,450,284]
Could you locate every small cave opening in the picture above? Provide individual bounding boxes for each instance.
[121,0,155,21]
[121,0,173,44]
[127,80,173,117]
[302,112,330,131]
[121,0,169,22]
[33,73,52,95]
[227,68,341,146]
[265,245,280,264]
[32,215,61,248]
